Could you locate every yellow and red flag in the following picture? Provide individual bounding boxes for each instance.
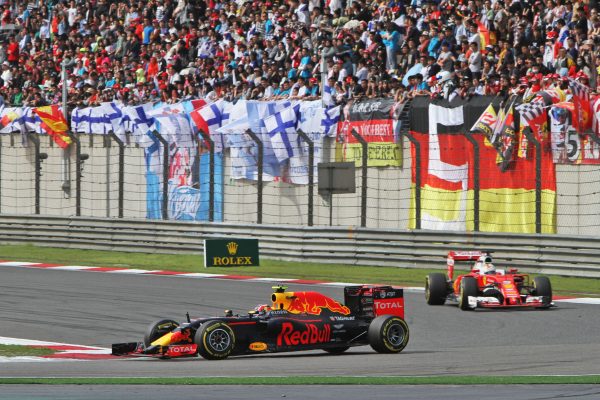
[33,105,72,149]
[477,21,496,54]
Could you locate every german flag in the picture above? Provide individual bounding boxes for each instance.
[409,96,556,233]
[33,105,72,149]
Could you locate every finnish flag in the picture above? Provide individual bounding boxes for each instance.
[197,100,225,152]
[322,84,334,107]
[321,106,340,137]
[264,105,300,162]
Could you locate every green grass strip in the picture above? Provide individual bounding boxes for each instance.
[0,376,599,385]
[1,244,599,297]
[0,345,56,357]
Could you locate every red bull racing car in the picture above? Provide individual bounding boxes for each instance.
[112,285,409,360]
[425,251,553,310]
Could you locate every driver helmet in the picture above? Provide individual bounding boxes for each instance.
[481,256,495,274]
[254,304,271,314]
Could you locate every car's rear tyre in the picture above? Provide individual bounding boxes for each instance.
[458,277,478,310]
[195,321,236,360]
[368,315,409,354]
[323,346,350,354]
[144,319,179,347]
[425,273,448,305]
[533,276,552,307]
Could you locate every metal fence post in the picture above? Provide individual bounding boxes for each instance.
[109,132,125,218]
[197,130,215,222]
[151,130,169,220]
[402,131,421,230]
[520,126,541,234]
[67,132,87,217]
[245,129,263,224]
[297,130,314,226]
[464,133,480,231]
[28,133,45,215]
[350,129,368,228]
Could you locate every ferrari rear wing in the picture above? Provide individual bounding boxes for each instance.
[447,251,489,280]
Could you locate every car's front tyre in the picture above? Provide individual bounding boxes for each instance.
[144,319,180,347]
[425,273,448,305]
[195,321,236,360]
[458,277,478,310]
[533,276,553,307]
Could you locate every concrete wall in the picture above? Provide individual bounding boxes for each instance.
[1,132,598,236]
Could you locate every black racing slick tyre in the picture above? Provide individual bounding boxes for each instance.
[368,315,409,354]
[458,277,478,311]
[194,321,236,360]
[534,276,553,307]
[144,319,179,347]
[323,346,350,354]
[425,273,447,305]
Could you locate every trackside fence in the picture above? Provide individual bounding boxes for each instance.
[0,215,599,278]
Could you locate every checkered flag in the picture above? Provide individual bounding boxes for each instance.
[569,78,590,99]
[516,101,546,126]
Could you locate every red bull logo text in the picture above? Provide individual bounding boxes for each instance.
[277,323,331,346]
[272,291,351,315]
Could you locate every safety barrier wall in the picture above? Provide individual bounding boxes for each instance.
[0,215,598,278]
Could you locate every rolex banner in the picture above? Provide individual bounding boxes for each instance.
[204,239,259,267]
[409,96,556,233]
[336,98,402,167]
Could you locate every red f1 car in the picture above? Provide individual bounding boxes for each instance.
[425,251,553,310]
[112,285,409,360]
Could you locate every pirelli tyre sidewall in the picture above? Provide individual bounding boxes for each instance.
[195,320,236,360]
[459,277,478,310]
[425,273,447,305]
[368,315,409,354]
[144,319,180,347]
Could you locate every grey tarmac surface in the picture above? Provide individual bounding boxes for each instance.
[1,385,600,400]
[0,266,599,378]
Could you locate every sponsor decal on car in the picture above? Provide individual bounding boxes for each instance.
[166,344,197,357]
[374,298,404,316]
[249,342,268,351]
[276,323,331,346]
[329,316,355,321]
[272,291,351,315]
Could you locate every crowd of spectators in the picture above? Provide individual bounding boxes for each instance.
[0,0,598,111]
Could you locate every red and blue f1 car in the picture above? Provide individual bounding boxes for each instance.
[112,285,409,359]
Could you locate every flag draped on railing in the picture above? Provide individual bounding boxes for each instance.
[33,105,71,148]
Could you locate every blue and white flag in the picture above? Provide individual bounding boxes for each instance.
[122,104,155,146]
[71,102,125,138]
[148,103,194,148]
[247,100,292,180]
[297,100,323,134]
[322,84,334,107]
[321,105,340,137]
[194,99,226,152]
[264,104,300,162]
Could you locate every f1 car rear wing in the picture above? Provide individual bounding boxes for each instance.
[344,286,404,319]
[447,251,490,280]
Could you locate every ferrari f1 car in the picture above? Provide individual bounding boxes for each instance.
[425,251,553,310]
[112,285,409,360]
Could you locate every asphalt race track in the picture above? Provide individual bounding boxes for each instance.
[1,266,599,380]
[2,385,600,400]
